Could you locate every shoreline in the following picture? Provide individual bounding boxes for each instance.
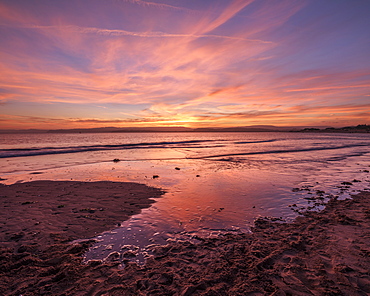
[0,181,165,250]
[1,181,370,295]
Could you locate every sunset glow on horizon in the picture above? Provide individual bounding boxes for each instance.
[0,0,369,129]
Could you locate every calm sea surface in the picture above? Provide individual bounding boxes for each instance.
[1,132,370,264]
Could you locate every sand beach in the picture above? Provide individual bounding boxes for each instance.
[1,180,370,295]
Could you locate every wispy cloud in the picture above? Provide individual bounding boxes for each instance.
[190,0,255,35]
[120,0,194,13]
[286,84,370,93]
[27,24,272,43]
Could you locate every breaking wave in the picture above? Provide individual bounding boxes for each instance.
[0,140,217,158]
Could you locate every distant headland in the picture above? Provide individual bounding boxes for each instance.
[298,124,370,133]
[0,124,369,134]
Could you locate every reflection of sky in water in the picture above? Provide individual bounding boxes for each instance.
[1,132,370,264]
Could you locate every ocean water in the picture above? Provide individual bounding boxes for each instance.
[1,132,370,264]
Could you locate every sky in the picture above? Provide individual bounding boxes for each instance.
[0,0,369,129]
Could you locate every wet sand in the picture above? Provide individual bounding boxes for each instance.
[1,181,370,295]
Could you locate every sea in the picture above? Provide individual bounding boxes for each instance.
[1,132,370,264]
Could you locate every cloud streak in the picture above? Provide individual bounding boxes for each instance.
[120,0,195,13]
[27,24,272,43]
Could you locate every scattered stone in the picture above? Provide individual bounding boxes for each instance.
[113,158,120,163]
[88,260,102,267]
[21,201,35,205]
[79,208,96,213]
[175,167,181,170]
[152,175,159,179]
